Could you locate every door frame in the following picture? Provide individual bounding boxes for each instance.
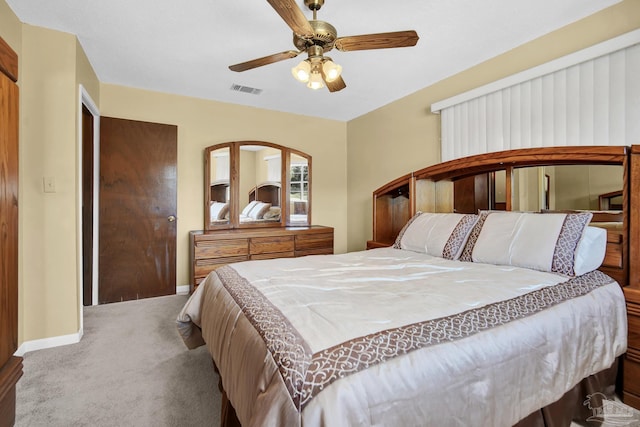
[77,85,100,333]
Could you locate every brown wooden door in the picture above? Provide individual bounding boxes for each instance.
[99,117,177,304]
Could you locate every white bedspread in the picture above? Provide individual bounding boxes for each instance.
[178,247,627,427]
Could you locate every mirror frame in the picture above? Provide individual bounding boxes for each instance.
[204,141,312,230]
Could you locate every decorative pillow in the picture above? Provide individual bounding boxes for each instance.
[248,202,272,220]
[393,212,478,260]
[209,201,229,221]
[573,226,607,276]
[263,206,281,220]
[241,201,259,217]
[466,211,592,276]
[458,211,491,262]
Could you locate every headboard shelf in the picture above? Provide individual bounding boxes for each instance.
[413,146,628,182]
[372,173,414,245]
[370,145,637,290]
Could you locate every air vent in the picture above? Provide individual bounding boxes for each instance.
[230,84,263,95]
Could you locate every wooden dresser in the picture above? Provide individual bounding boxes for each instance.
[189,226,334,291]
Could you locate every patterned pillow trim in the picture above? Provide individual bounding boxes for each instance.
[442,214,479,260]
[392,211,423,249]
[551,212,593,276]
[458,211,491,262]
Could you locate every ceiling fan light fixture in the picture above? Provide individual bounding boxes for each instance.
[322,59,342,82]
[291,60,311,83]
[307,71,325,90]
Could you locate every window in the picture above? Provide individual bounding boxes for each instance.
[290,164,308,202]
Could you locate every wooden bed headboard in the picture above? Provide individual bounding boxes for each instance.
[248,182,281,207]
[369,146,639,290]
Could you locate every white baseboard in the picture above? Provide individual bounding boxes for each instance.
[14,331,82,357]
[14,287,191,357]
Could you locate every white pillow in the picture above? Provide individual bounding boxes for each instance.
[241,201,259,216]
[464,211,592,276]
[209,201,229,221]
[472,212,565,272]
[573,226,607,276]
[248,202,272,220]
[394,212,478,260]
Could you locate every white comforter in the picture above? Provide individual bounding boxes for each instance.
[178,248,627,427]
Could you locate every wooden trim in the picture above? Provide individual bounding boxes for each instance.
[0,356,22,427]
[409,176,416,217]
[505,166,513,212]
[630,147,640,289]
[373,173,413,195]
[413,146,627,182]
[0,37,17,83]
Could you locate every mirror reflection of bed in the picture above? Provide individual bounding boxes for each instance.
[241,182,282,223]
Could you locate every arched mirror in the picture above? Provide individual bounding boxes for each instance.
[204,141,311,230]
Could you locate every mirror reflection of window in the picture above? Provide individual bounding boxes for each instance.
[290,155,309,225]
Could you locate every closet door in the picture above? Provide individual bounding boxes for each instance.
[99,117,177,303]
[0,36,21,427]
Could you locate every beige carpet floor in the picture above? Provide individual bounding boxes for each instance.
[15,294,220,427]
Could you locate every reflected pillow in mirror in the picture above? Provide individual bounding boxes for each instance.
[248,202,272,220]
[210,201,229,221]
[263,206,281,220]
[241,201,259,216]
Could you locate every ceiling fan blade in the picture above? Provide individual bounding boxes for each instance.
[325,75,346,93]
[334,30,419,52]
[229,50,301,72]
[266,0,314,37]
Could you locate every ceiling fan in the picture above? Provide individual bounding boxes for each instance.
[228,0,419,92]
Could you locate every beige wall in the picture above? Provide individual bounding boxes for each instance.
[553,165,624,210]
[0,1,21,53]
[346,0,640,252]
[19,23,98,343]
[99,84,348,289]
[1,4,101,344]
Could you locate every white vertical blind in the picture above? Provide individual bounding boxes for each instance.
[436,38,640,161]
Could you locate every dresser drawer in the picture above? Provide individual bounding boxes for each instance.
[194,255,249,278]
[295,247,333,257]
[250,236,294,255]
[295,232,334,251]
[195,239,249,258]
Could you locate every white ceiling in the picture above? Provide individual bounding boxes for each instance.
[6,0,621,121]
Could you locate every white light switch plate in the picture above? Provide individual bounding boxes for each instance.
[43,177,56,193]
